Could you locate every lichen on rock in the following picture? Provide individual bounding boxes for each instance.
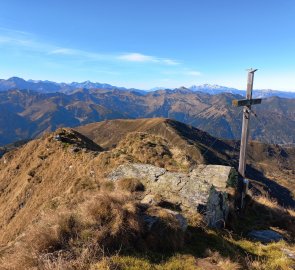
[109,163,237,228]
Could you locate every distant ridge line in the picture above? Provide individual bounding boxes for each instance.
[0,77,295,98]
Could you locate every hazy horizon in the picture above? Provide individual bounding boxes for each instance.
[2,75,295,92]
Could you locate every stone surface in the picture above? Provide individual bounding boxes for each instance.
[248,230,283,243]
[109,163,236,227]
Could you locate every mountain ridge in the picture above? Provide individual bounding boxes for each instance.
[0,88,294,146]
[0,118,294,269]
[1,77,295,98]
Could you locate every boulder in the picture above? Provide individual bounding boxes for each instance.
[109,163,237,227]
[248,230,283,243]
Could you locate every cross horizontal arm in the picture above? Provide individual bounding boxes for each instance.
[232,98,262,107]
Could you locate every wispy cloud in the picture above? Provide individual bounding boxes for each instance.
[162,59,179,65]
[0,28,54,52]
[0,31,180,66]
[186,70,202,76]
[0,35,38,48]
[0,30,109,62]
[49,48,78,55]
[48,48,109,61]
[118,53,154,62]
[118,53,179,65]
[0,27,202,88]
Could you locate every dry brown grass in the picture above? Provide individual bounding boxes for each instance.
[94,132,195,172]
[100,180,115,192]
[185,211,204,227]
[2,190,294,270]
[82,192,143,250]
[196,250,241,270]
[0,192,142,269]
[250,195,295,238]
[0,130,105,244]
[228,193,295,240]
[115,178,145,192]
[1,191,190,269]
[1,121,294,269]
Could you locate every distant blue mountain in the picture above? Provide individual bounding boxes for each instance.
[0,77,145,94]
[0,77,294,98]
[189,84,295,99]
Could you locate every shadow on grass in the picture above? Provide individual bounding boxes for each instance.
[228,194,295,243]
[118,226,256,268]
[247,165,295,208]
[119,193,295,268]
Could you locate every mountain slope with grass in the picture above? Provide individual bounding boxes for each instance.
[77,118,295,204]
[0,119,294,269]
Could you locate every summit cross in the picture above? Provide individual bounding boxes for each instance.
[233,69,262,178]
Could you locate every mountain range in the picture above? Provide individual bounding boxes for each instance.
[0,77,144,94]
[0,87,294,146]
[1,77,295,98]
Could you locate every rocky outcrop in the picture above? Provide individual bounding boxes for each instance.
[248,230,283,243]
[53,128,103,152]
[109,163,237,227]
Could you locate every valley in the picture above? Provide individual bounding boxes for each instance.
[0,87,295,146]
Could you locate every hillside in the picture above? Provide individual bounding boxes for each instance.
[77,118,295,204]
[0,119,219,244]
[1,118,294,243]
[0,118,294,269]
[0,88,295,146]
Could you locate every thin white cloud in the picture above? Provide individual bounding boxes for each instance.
[118,52,179,65]
[162,59,179,65]
[0,35,36,47]
[49,48,78,55]
[0,30,54,53]
[48,48,108,61]
[0,33,178,66]
[118,53,155,62]
[186,70,202,76]
[0,28,181,67]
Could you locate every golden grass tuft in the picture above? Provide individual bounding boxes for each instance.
[1,192,144,269]
[96,132,193,172]
[100,180,115,192]
[115,178,145,192]
[1,191,192,269]
[82,192,144,250]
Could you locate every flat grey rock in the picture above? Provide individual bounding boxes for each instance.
[248,230,283,243]
[109,163,237,228]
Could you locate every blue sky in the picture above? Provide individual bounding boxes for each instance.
[0,0,294,90]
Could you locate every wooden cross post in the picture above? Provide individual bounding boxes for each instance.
[232,68,262,208]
